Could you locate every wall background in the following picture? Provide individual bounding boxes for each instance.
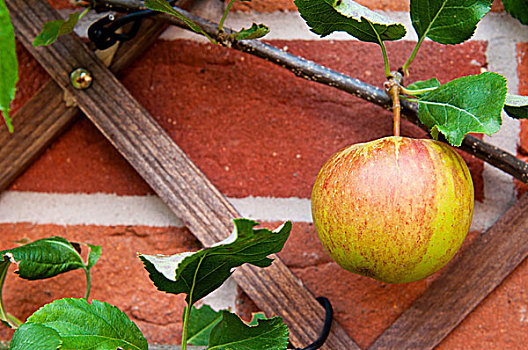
[1,0,528,348]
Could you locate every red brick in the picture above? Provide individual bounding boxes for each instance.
[235,286,260,322]
[492,0,505,12]
[517,154,528,197]
[439,257,528,349]
[517,44,528,154]
[519,120,528,156]
[233,0,503,14]
[519,44,528,95]
[47,0,76,9]
[515,43,528,197]
[0,224,200,344]
[10,117,154,195]
[233,0,408,13]
[11,43,49,116]
[277,222,331,267]
[12,40,486,201]
[42,0,504,13]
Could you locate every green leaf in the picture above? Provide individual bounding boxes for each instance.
[234,23,270,40]
[410,0,492,45]
[294,0,405,42]
[504,93,528,119]
[9,323,62,350]
[0,237,86,280]
[417,72,507,146]
[407,78,441,91]
[208,311,289,350]
[33,12,82,47]
[24,298,147,350]
[186,304,223,346]
[86,243,101,271]
[0,256,15,329]
[503,0,528,25]
[248,312,267,326]
[0,0,18,133]
[404,78,441,96]
[144,0,215,43]
[139,219,291,304]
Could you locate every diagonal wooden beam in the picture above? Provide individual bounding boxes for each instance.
[6,1,360,348]
[370,193,528,350]
[0,16,170,193]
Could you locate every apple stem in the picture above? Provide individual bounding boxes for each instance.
[386,72,403,137]
[389,84,401,137]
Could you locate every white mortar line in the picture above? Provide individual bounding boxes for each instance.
[0,191,311,226]
[0,191,183,227]
[0,191,493,232]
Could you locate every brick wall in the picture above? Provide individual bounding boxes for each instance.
[1,0,528,348]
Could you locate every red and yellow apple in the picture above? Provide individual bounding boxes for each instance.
[311,136,474,283]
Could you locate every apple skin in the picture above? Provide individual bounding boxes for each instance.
[311,136,474,284]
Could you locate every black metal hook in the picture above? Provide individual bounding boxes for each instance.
[88,10,156,50]
[296,296,334,350]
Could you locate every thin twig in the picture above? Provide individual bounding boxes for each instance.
[91,0,528,184]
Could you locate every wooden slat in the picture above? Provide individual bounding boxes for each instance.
[370,193,528,350]
[0,16,169,193]
[7,1,359,348]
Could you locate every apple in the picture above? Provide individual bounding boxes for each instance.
[311,136,474,283]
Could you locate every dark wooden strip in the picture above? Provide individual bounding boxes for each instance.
[7,1,359,348]
[0,16,169,193]
[370,193,528,350]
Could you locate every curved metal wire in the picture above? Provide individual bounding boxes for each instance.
[88,9,156,49]
[296,297,334,350]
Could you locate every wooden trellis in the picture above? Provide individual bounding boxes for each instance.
[3,0,528,349]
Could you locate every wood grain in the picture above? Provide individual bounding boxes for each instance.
[370,193,528,350]
[0,16,169,193]
[7,1,360,348]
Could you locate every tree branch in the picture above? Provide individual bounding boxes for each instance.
[91,0,528,184]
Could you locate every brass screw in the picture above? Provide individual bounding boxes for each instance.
[70,68,93,89]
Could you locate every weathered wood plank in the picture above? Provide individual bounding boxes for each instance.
[7,1,359,348]
[370,193,528,350]
[0,16,169,193]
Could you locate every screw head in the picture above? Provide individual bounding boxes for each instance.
[70,68,93,90]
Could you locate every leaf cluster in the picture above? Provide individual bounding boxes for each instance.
[140,218,292,349]
[295,0,528,146]
[6,219,292,349]
[0,237,100,329]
